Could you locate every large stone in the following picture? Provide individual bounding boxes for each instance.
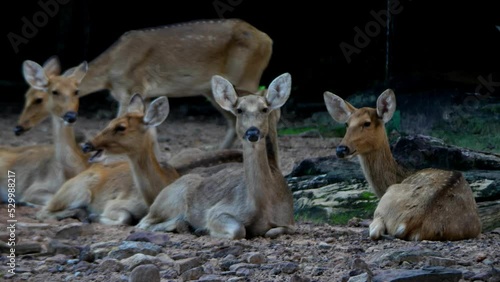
[175,257,202,274]
[55,223,85,239]
[125,231,170,247]
[391,135,500,171]
[108,241,162,260]
[373,267,462,282]
[121,253,160,270]
[129,264,160,282]
[47,240,80,257]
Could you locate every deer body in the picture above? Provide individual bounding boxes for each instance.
[38,161,147,225]
[15,19,272,149]
[324,89,481,241]
[86,74,295,239]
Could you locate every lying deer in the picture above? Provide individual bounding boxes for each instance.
[324,89,481,241]
[83,73,295,239]
[14,19,273,150]
[0,60,89,204]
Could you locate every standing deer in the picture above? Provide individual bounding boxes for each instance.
[14,19,273,150]
[83,73,295,239]
[323,89,481,241]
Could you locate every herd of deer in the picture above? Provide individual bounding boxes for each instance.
[0,19,482,241]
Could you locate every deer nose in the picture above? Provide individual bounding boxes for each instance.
[245,127,260,142]
[336,145,350,158]
[81,142,95,153]
[13,125,25,136]
[63,111,78,123]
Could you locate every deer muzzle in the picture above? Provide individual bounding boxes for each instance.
[336,145,350,158]
[244,127,261,142]
[63,111,78,124]
[13,125,26,136]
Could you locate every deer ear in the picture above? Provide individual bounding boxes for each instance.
[64,61,88,84]
[23,60,48,91]
[212,75,238,114]
[323,91,356,123]
[144,96,170,127]
[42,56,61,76]
[266,73,291,110]
[376,89,396,123]
[127,93,145,114]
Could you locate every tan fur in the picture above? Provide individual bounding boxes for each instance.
[135,73,295,239]
[324,89,481,241]
[37,162,147,225]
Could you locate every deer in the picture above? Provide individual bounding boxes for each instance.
[323,89,482,241]
[14,19,273,150]
[83,73,295,239]
[0,60,89,205]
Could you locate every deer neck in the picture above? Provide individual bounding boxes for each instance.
[51,116,88,178]
[357,137,410,198]
[127,129,175,206]
[243,140,274,203]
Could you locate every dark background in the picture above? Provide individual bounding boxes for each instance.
[1,0,500,116]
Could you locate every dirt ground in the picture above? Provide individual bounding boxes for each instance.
[1,110,499,281]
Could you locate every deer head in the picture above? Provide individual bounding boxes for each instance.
[14,56,62,135]
[324,89,396,158]
[82,94,169,161]
[212,73,291,144]
[21,59,87,127]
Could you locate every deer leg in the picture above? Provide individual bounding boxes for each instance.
[265,225,295,238]
[207,213,246,239]
[369,217,387,240]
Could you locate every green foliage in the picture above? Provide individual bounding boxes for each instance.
[386,110,401,133]
[431,115,500,153]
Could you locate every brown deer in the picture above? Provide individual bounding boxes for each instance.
[83,73,295,239]
[81,95,180,206]
[0,60,89,205]
[14,19,273,150]
[323,89,481,241]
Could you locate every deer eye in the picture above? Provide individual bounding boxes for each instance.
[345,123,349,128]
[115,125,126,132]
[262,107,268,113]
[363,121,371,127]
[34,98,43,104]
[74,90,79,96]
[52,90,59,95]
[236,108,243,114]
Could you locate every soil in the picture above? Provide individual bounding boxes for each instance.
[0,110,499,282]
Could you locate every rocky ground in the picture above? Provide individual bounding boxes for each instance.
[1,110,499,282]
